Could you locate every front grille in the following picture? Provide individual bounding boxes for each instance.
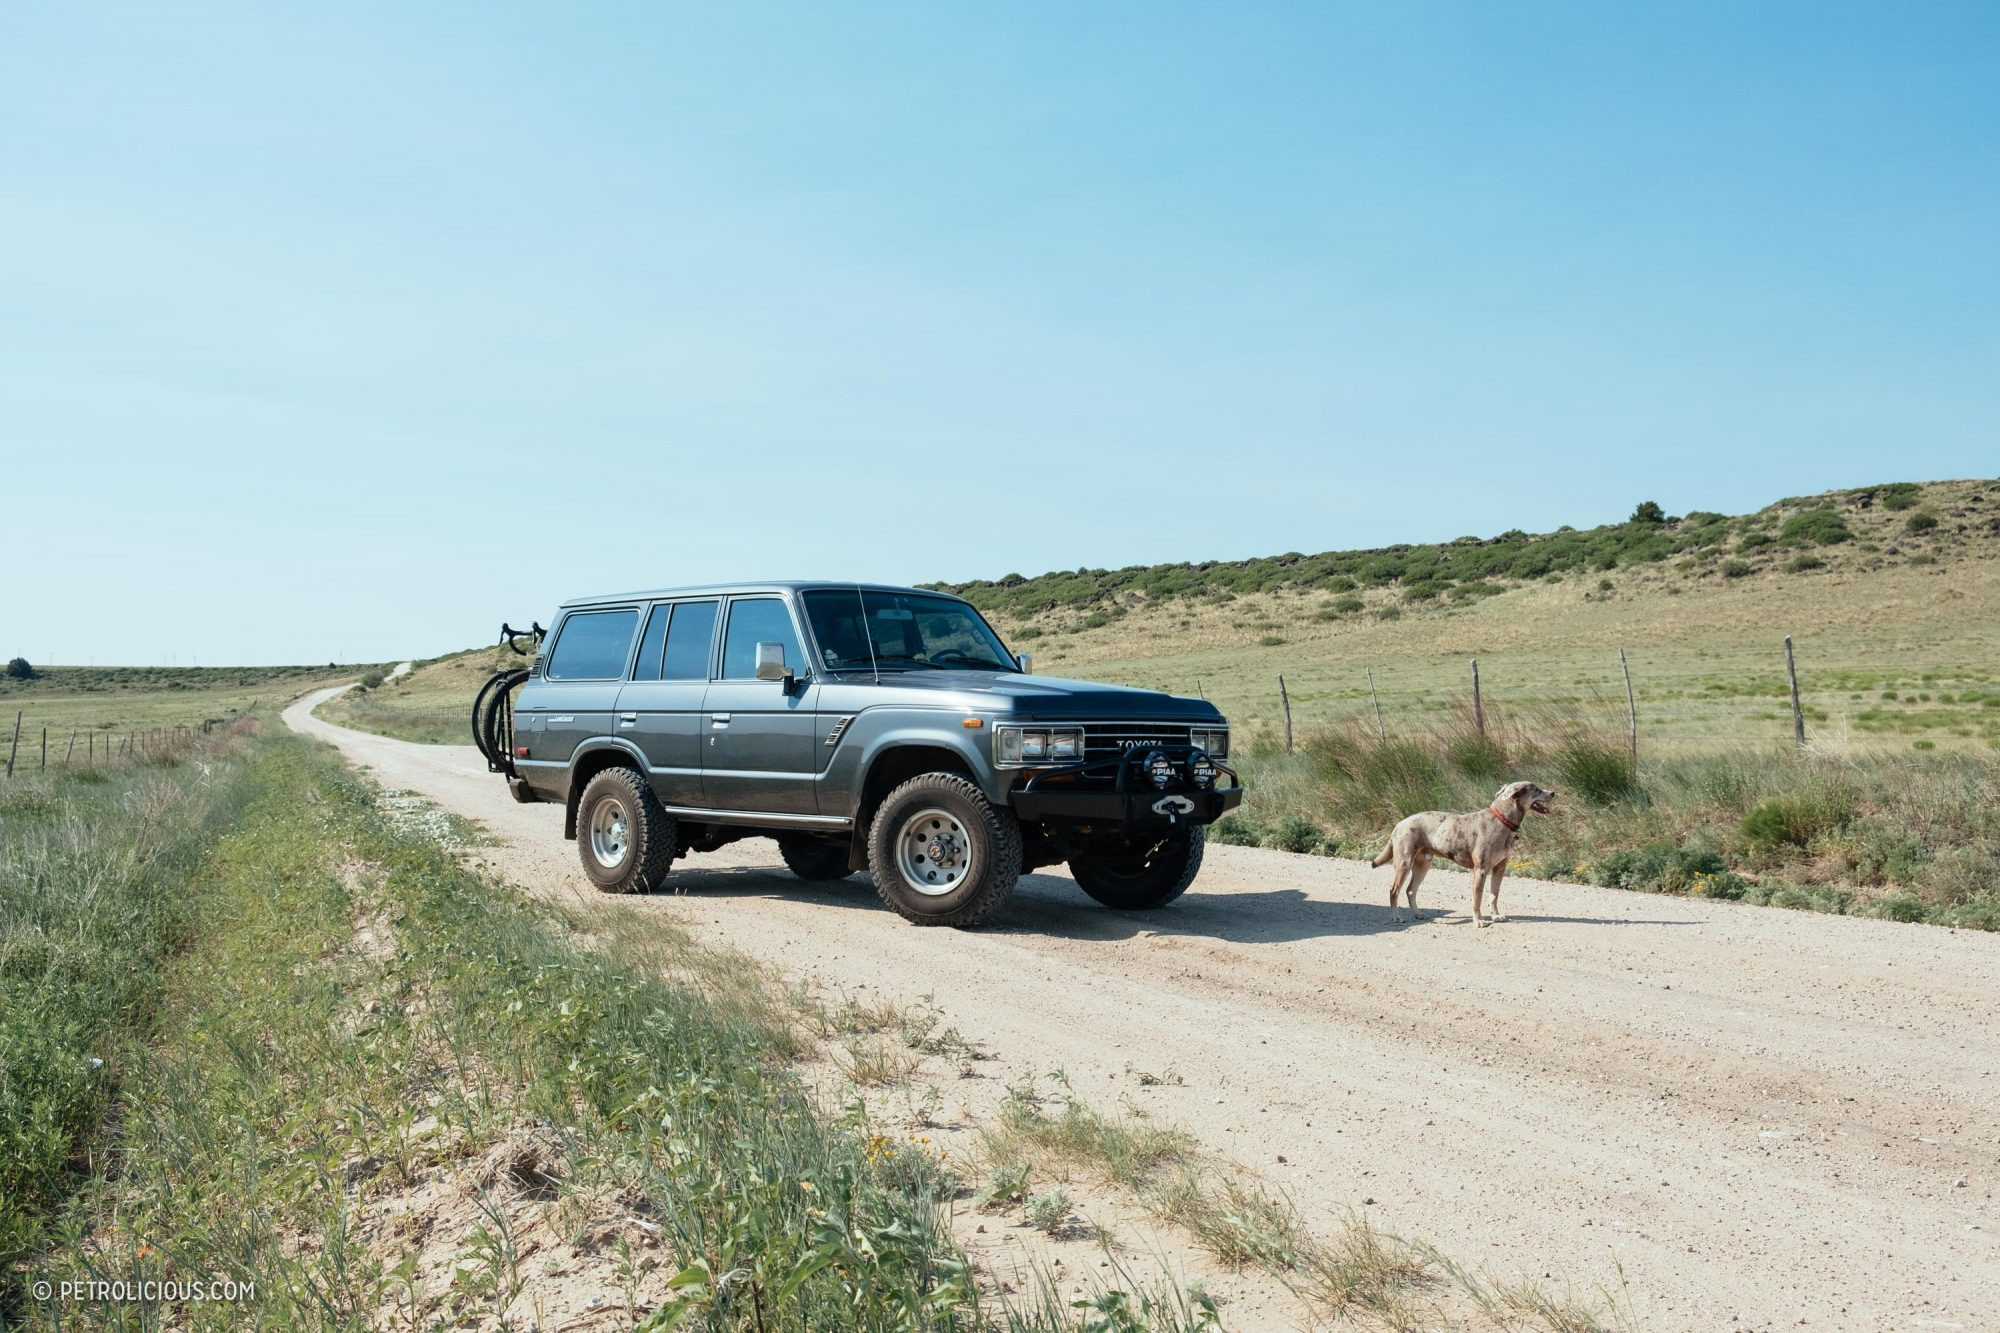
[1082,723,1194,763]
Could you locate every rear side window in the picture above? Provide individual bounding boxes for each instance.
[661,601,718,680]
[632,604,671,681]
[545,609,639,680]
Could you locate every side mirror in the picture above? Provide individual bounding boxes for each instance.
[755,641,794,684]
[1015,652,1032,674]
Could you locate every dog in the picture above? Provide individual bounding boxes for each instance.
[1371,781,1558,927]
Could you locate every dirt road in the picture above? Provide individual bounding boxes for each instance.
[287,688,1999,1331]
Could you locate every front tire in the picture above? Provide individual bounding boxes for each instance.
[577,767,676,893]
[1070,824,1205,910]
[778,835,854,882]
[868,773,1021,927]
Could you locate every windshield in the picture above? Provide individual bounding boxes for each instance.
[802,590,1016,673]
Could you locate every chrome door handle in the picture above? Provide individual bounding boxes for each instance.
[710,713,732,726]
[619,713,637,727]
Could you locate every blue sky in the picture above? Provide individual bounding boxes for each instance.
[4,3,1996,664]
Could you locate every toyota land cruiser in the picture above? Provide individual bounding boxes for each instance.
[480,582,1241,927]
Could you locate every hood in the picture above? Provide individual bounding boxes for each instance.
[817,669,1224,721]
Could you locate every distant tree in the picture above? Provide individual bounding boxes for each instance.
[5,657,36,680]
[1631,501,1666,524]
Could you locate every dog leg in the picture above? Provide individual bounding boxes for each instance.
[1404,860,1431,922]
[1388,861,1406,921]
[1489,862,1507,922]
[1471,868,1488,928]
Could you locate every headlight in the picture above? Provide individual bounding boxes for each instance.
[1189,748,1217,787]
[995,725,1084,767]
[1145,750,1176,789]
[1192,727,1229,759]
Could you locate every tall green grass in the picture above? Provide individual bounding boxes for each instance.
[1,729,263,1296]
[1220,701,2000,929]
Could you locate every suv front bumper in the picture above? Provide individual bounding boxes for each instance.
[1009,784,1243,827]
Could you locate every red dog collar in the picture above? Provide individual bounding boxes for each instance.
[1488,804,1520,832]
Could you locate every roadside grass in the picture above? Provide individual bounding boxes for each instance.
[982,1076,1623,1332]
[8,737,1230,1330]
[1213,700,2000,929]
[0,724,265,1299]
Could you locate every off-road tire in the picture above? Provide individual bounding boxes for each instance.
[778,835,855,882]
[1070,824,1205,910]
[867,773,1022,927]
[576,767,677,894]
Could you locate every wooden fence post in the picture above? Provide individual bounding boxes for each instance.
[1471,659,1485,738]
[1785,636,1806,746]
[1367,668,1386,743]
[88,733,94,766]
[1619,647,1638,772]
[1278,674,1293,754]
[42,727,49,770]
[4,711,19,778]
[63,728,77,768]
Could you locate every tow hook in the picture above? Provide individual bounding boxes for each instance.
[1151,795,1196,817]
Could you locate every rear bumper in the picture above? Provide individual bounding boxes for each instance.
[1009,785,1243,827]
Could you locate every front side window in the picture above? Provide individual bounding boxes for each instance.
[720,598,803,680]
[661,601,719,680]
[801,590,1013,672]
[545,608,639,680]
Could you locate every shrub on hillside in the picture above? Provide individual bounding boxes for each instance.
[1721,560,1755,578]
[1904,511,1939,534]
[1878,483,1921,511]
[1630,500,1666,524]
[4,657,35,680]
[1779,508,1853,547]
[1786,554,1826,573]
[358,671,386,690]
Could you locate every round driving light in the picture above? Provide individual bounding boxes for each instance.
[1145,750,1175,789]
[1189,748,1216,787]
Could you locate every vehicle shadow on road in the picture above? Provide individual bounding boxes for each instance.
[654,865,1696,941]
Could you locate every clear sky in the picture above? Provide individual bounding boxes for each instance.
[4,3,1995,665]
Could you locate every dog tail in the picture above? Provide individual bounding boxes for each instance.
[1371,843,1394,868]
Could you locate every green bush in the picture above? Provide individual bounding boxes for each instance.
[1904,511,1939,534]
[4,657,34,680]
[1330,596,1365,614]
[1721,560,1755,579]
[358,671,386,690]
[1209,814,1264,846]
[1786,554,1825,573]
[1266,815,1323,854]
[1741,782,1856,849]
[1553,739,1640,805]
[1257,635,1287,647]
[1879,484,1920,511]
[1779,508,1853,547]
[1867,894,1929,923]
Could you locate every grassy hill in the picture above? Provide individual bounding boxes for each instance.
[932,476,2000,751]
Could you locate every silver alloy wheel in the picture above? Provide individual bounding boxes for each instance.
[589,795,631,869]
[895,807,975,897]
